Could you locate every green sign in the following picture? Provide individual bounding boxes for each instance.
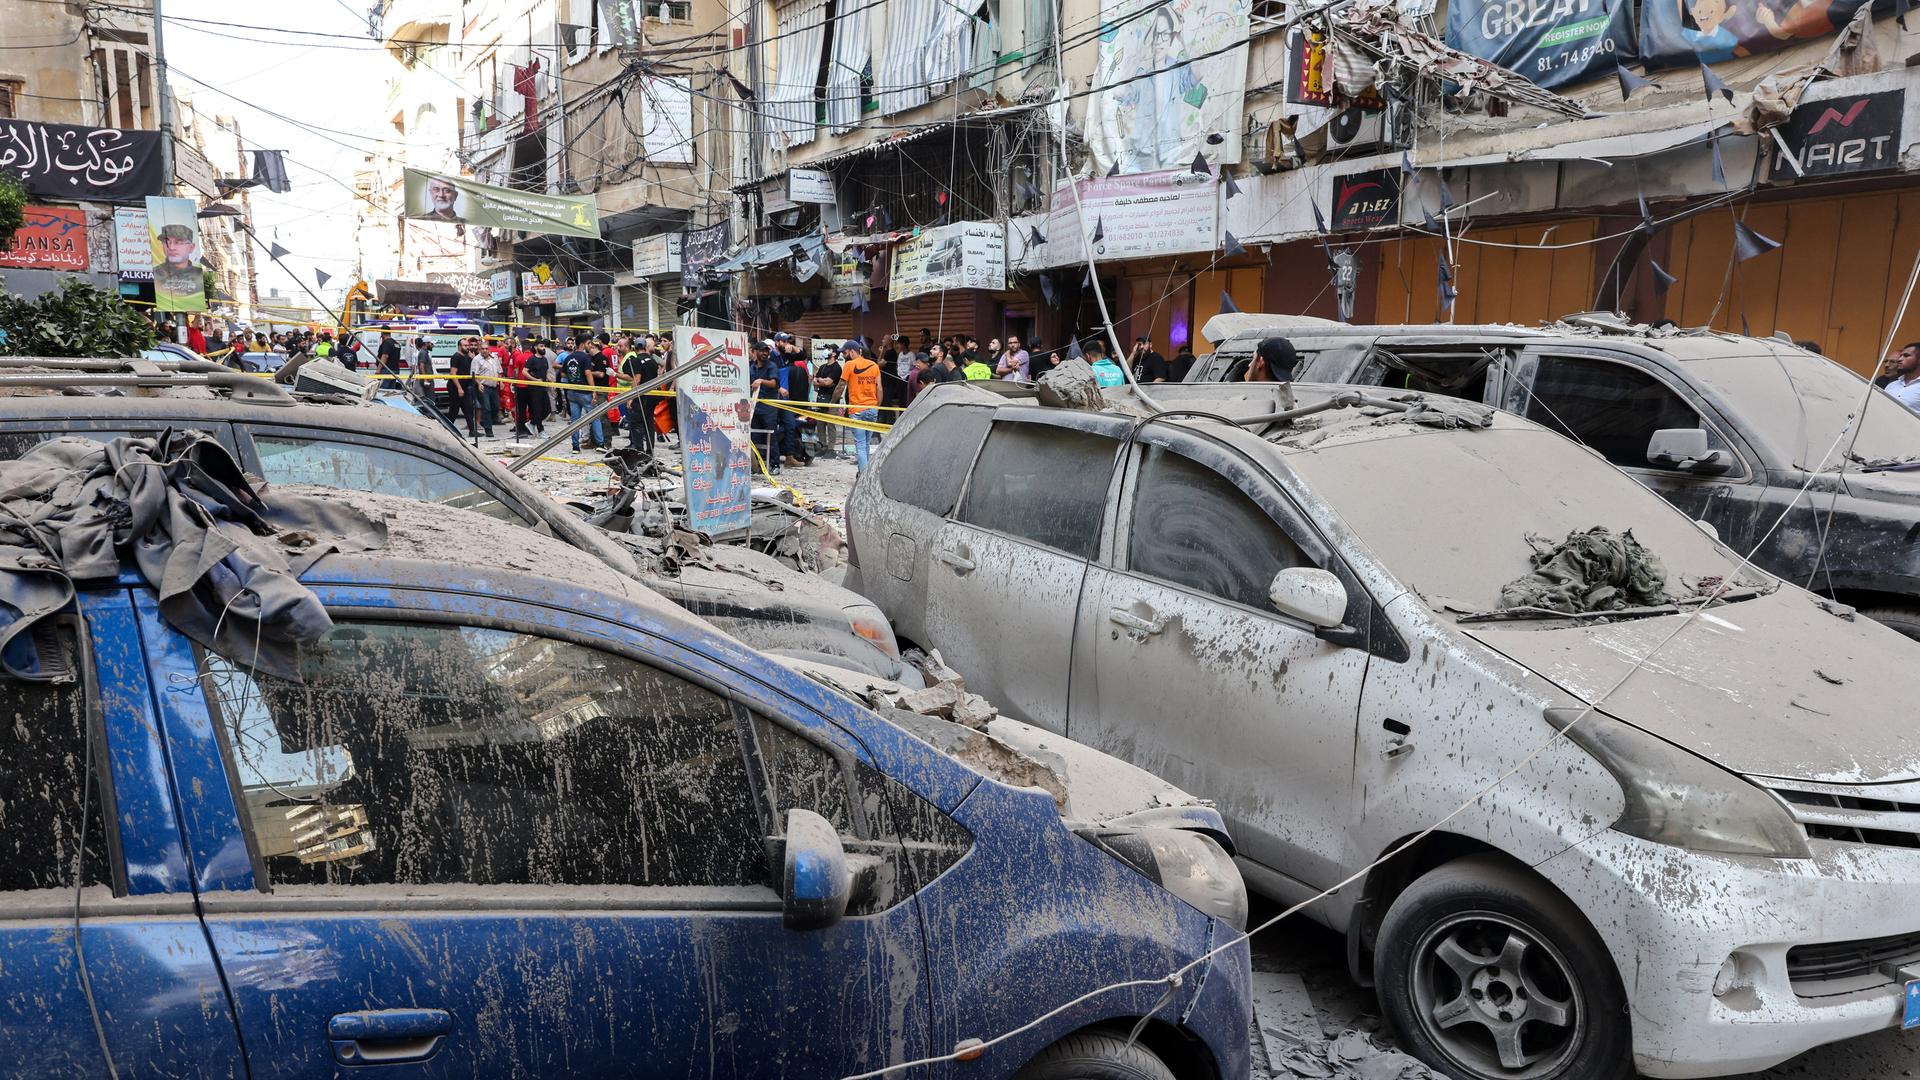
[401,169,601,240]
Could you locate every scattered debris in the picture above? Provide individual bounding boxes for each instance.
[1375,394,1495,430]
[1815,598,1858,622]
[1499,527,1668,614]
[1814,668,1847,686]
[1035,358,1107,410]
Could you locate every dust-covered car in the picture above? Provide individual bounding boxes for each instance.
[1193,313,1920,640]
[847,375,1920,1080]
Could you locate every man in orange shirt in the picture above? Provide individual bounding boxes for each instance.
[841,339,883,469]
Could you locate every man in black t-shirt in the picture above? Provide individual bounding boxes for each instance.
[1133,336,1171,382]
[376,332,402,377]
[448,338,479,437]
[620,342,660,452]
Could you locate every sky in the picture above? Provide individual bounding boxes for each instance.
[160,0,405,314]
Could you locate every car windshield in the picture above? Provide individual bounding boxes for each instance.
[1681,347,1920,469]
[1285,427,1757,615]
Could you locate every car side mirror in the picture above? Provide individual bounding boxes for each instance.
[1269,567,1348,629]
[781,808,850,931]
[1647,428,1733,475]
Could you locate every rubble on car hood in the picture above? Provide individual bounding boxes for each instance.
[1498,527,1669,614]
[788,650,1223,836]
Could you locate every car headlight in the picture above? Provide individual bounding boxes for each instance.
[1547,708,1811,859]
[846,609,900,657]
[1081,827,1249,929]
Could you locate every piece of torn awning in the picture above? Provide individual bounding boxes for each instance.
[1417,117,1734,170]
[709,234,829,274]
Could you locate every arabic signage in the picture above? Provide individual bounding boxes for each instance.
[401,168,601,239]
[889,222,1006,300]
[788,167,836,205]
[1330,168,1401,231]
[1641,0,1874,68]
[633,232,684,278]
[1769,89,1904,180]
[672,325,754,535]
[1086,0,1252,174]
[1048,167,1218,264]
[0,121,166,203]
[0,206,89,271]
[1287,30,1384,109]
[114,207,152,280]
[640,76,694,165]
[175,143,221,198]
[681,220,730,289]
[520,272,560,303]
[1446,0,1634,90]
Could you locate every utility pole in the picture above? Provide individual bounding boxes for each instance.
[152,0,175,181]
[230,117,261,320]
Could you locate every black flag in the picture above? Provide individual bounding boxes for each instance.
[315,269,331,289]
[1400,151,1415,176]
[1437,177,1456,211]
[1311,198,1328,235]
[267,242,291,261]
[1090,217,1105,245]
[1617,63,1657,101]
[1223,231,1247,258]
[1029,226,1046,247]
[1733,220,1781,261]
[1222,167,1242,200]
[1422,206,1441,232]
[1039,272,1057,306]
[1220,291,1240,314]
[1190,150,1210,176]
[1700,60,1732,104]
[1638,191,1655,233]
[1107,160,1121,177]
[1710,137,1726,185]
[1650,260,1676,294]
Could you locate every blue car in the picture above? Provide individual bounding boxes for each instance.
[1,489,1250,1079]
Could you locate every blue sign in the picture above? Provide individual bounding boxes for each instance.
[1641,0,1894,68]
[1904,980,1920,1030]
[1446,0,1637,89]
[671,327,755,536]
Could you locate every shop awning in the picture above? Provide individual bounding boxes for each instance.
[710,234,828,273]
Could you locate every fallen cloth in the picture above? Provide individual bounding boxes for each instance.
[0,429,386,680]
[1499,526,1669,613]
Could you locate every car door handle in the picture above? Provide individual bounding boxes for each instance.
[937,548,975,572]
[1107,608,1167,635]
[328,1009,452,1065]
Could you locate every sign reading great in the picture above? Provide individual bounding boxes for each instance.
[1446,0,1635,90]
[1769,89,1904,180]
[0,206,89,271]
[401,169,600,239]
[0,121,166,202]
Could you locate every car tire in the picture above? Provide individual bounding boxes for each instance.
[1374,855,1630,1080]
[1858,604,1920,642]
[1012,1031,1176,1080]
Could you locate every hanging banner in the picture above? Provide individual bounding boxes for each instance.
[144,195,207,313]
[1640,0,1882,68]
[681,220,730,289]
[1446,0,1635,89]
[888,221,1007,301]
[0,206,89,271]
[114,207,153,280]
[1044,167,1219,265]
[672,326,755,535]
[640,76,695,165]
[1769,89,1904,179]
[0,121,166,202]
[1086,0,1252,175]
[401,168,600,238]
[1331,169,1401,231]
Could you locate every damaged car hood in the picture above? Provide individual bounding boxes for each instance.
[1465,589,1920,784]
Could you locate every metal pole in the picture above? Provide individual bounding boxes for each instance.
[505,343,724,473]
[152,0,175,182]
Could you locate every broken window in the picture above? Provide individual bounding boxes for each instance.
[250,436,522,522]
[1525,356,1729,471]
[200,623,766,890]
[0,430,152,461]
[1126,445,1312,614]
[958,423,1118,559]
[879,404,993,517]
[0,626,111,893]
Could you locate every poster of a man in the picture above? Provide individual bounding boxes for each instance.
[420,175,465,221]
[1087,0,1250,176]
[145,195,207,313]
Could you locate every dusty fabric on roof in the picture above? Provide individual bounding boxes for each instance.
[1498,527,1669,614]
[0,430,386,680]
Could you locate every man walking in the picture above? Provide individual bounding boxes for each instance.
[841,339,883,470]
[559,339,603,451]
[448,337,479,439]
[470,339,501,439]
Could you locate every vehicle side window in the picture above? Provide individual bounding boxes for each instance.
[1525,356,1728,470]
[200,622,766,889]
[0,626,110,892]
[957,423,1117,558]
[878,405,993,517]
[1127,444,1311,614]
[0,430,151,461]
[250,435,522,522]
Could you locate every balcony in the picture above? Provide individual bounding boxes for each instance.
[376,0,453,47]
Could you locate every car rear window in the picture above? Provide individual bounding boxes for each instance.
[956,422,1117,559]
[878,404,992,517]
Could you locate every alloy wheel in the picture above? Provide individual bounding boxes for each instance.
[1408,911,1584,1079]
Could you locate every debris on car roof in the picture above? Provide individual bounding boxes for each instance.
[1034,357,1109,411]
[0,431,386,680]
[1498,527,1670,615]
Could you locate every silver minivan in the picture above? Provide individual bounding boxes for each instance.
[846,378,1920,1080]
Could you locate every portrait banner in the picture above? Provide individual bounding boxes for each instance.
[145,195,206,313]
[1086,0,1252,176]
[401,168,600,239]
[673,327,754,535]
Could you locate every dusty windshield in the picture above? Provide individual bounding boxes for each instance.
[1682,348,1920,468]
[1286,427,1757,615]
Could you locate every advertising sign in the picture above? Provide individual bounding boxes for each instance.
[1085,0,1252,175]
[114,207,152,280]
[672,326,754,535]
[633,232,684,278]
[0,206,89,271]
[788,167,836,205]
[889,221,1006,301]
[681,220,730,289]
[1047,167,1218,264]
[489,269,515,302]
[144,195,207,313]
[520,272,560,303]
[0,121,165,202]
[402,168,601,239]
[1640,0,1879,68]
[1330,169,1401,231]
[1769,89,1904,180]
[640,76,694,165]
[1446,0,1635,89]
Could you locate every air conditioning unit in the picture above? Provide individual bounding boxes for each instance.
[1326,106,1388,152]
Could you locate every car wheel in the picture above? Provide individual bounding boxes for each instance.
[1858,604,1920,642]
[1012,1031,1175,1080]
[1375,855,1630,1080]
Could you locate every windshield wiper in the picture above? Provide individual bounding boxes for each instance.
[1844,451,1920,473]
[1449,586,1773,624]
